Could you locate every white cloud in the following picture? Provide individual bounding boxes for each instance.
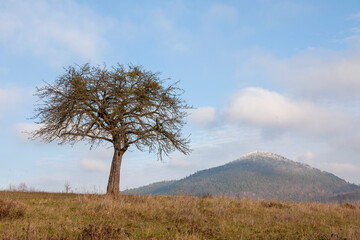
[15,123,42,141]
[167,157,191,168]
[79,158,109,173]
[252,47,360,99]
[293,151,315,165]
[225,87,346,135]
[0,0,110,64]
[323,162,360,174]
[320,162,360,183]
[188,107,217,127]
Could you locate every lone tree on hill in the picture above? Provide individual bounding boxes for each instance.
[31,63,191,196]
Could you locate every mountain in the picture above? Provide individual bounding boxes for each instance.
[123,151,360,202]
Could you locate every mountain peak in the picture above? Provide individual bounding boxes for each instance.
[238,151,290,162]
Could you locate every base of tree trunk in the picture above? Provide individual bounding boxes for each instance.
[106,148,123,196]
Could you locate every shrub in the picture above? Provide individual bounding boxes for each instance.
[261,201,290,209]
[0,199,25,220]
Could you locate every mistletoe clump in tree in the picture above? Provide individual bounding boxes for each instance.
[31,63,191,196]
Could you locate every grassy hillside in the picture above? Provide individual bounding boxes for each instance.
[1,191,360,239]
[124,152,360,202]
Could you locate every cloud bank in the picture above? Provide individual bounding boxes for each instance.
[225,87,347,135]
[79,158,109,173]
[252,47,360,99]
[188,107,217,127]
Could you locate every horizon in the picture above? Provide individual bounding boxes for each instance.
[1,0,360,192]
[2,150,358,194]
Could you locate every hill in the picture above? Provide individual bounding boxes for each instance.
[0,191,360,239]
[123,151,360,202]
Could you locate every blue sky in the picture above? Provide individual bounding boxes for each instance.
[1,0,360,192]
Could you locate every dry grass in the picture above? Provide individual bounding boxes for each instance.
[0,191,359,239]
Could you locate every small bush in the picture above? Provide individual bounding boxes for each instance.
[340,203,356,209]
[0,199,25,220]
[261,201,290,209]
[201,193,213,199]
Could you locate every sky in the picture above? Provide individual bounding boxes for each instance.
[1,0,360,193]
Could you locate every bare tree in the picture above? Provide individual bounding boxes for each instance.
[64,181,71,194]
[31,63,191,196]
[17,183,28,192]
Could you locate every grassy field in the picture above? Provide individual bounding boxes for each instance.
[0,191,359,239]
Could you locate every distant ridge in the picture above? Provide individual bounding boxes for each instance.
[123,151,360,202]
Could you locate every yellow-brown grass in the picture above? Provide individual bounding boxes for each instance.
[0,191,359,239]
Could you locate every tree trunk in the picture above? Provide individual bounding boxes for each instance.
[106,146,124,196]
